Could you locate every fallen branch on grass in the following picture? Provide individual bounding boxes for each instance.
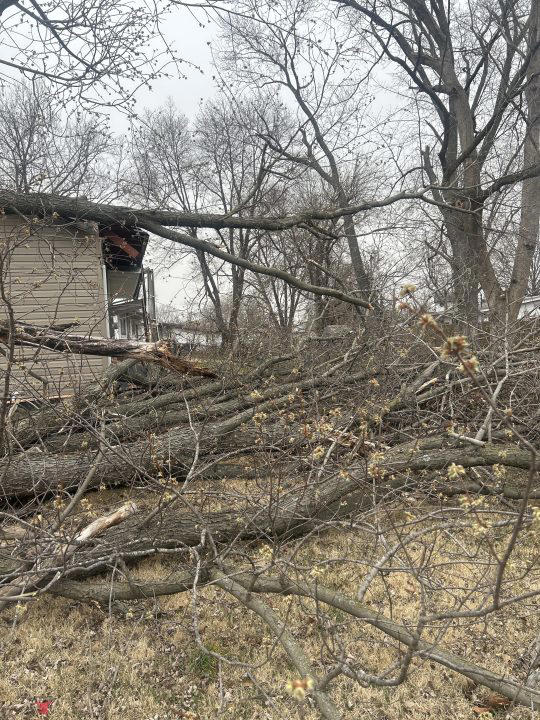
[44,567,540,711]
[0,501,137,612]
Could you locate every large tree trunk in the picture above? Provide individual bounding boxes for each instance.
[447,216,480,325]
[0,410,265,498]
[337,188,374,307]
[2,439,537,576]
[13,361,379,452]
[0,401,535,500]
[506,0,540,323]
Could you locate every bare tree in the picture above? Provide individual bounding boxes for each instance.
[0,82,113,198]
[218,0,380,307]
[128,100,201,212]
[514,0,540,319]
[0,0,184,109]
[249,176,359,335]
[129,96,290,348]
[331,0,540,324]
[3,4,540,716]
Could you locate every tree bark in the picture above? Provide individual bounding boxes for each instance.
[505,0,540,323]
[445,207,480,324]
[13,360,379,452]
[341,206,373,305]
[0,321,216,376]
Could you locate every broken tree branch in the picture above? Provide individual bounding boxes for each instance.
[138,219,373,309]
[43,567,540,711]
[0,321,216,377]
[211,569,343,720]
[0,501,137,612]
[0,187,428,231]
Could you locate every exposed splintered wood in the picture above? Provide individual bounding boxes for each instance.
[0,320,216,376]
[0,470,375,569]
[0,501,137,612]
[72,501,138,543]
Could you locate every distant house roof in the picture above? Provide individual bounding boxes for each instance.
[479,294,540,318]
[159,321,221,335]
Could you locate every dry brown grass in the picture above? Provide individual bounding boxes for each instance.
[1,483,540,719]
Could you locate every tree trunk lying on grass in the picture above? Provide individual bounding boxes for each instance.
[0,501,138,613]
[2,461,540,707]
[1,392,537,500]
[0,446,536,576]
[0,321,216,376]
[0,336,535,500]
[3,354,476,495]
[1,349,539,713]
[5,541,540,710]
[11,345,375,443]
[10,354,303,450]
[33,366,383,454]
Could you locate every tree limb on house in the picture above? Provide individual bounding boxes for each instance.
[0,187,483,312]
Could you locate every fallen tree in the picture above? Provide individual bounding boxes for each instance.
[1,335,537,503]
[0,321,216,376]
[0,190,377,310]
[1,317,540,718]
[1,453,536,579]
[3,473,540,712]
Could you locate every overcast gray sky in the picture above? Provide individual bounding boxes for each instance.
[123,7,219,315]
[109,9,217,132]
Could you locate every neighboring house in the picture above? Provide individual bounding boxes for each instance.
[109,268,157,341]
[158,321,221,350]
[480,294,540,320]
[0,213,150,398]
[435,294,540,323]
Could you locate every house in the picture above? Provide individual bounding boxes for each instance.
[109,268,157,341]
[479,295,540,320]
[158,321,221,350]
[435,293,540,323]
[0,213,152,398]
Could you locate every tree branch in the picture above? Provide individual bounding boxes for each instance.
[0,321,216,377]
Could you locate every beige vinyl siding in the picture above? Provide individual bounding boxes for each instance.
[0,215,108,398]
